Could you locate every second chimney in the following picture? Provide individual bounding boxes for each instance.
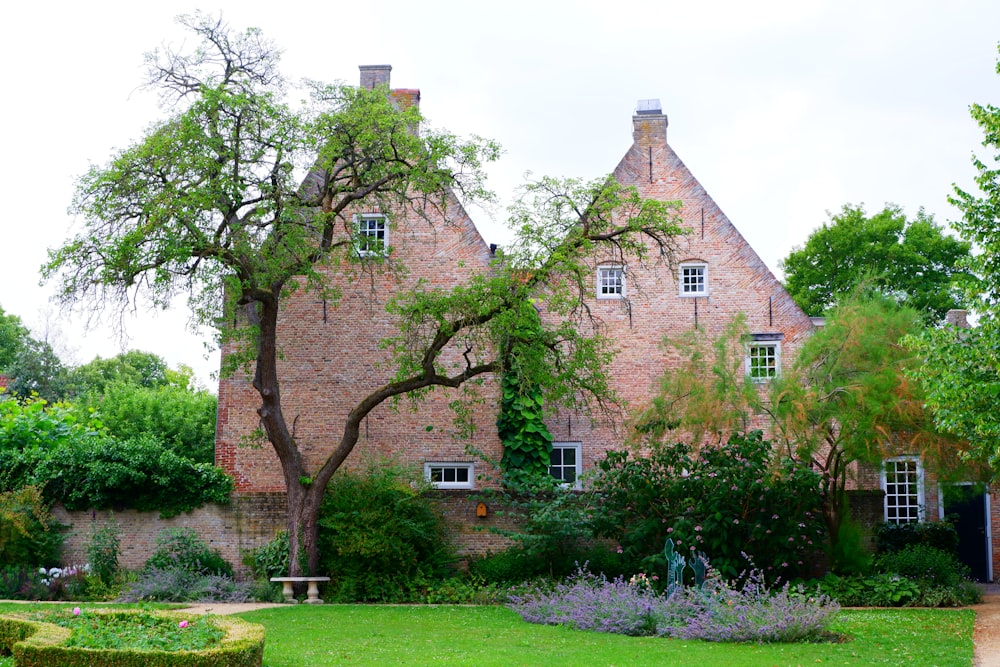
[359,65,392,89]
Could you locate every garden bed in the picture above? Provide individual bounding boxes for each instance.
[0,608,264,667]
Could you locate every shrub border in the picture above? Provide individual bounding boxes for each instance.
[0,609,264,667]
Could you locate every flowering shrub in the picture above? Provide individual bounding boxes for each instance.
[508,565,839,643]
[590,431,826,581]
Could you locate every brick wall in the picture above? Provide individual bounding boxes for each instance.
[54,494,287,576]
[53,492,517,574]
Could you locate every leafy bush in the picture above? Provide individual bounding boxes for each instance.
[873,544,969,587]
[36,435,233,518]
[0,485,63,567]
[145,528,233,577]
[317,461,454,602]
[87,519,122,585]
[508,565,839,642]
[590,431,826,581]
[0,397,231,517]
[874,521,959,555]
[818,571,981,607]
[242,530,290,580]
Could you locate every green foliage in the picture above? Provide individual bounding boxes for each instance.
[874,521,960,555]
[872,545,970,588]
[34,435,232,517]
[6,338,69,402]
[497,304,554,486]
[780,204,972,321]
[242,531,290,580]
[0,609,264,667]
[0,396,229,516]
[770,294,962,544]
[74,382,217,464]
[0,305,30,374]
[67,351,171,396]
[590,431,826,582]
[0,486,62,568]
[145,528,233,577]
[474,475,606,580]
[87,520,122,585]
[829,516,871,575]
[906,47,1000,475]
[317,461,454,601]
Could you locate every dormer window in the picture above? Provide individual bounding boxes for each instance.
[355,214,388,257]
[597,266,625,299]
[679,263,708,297]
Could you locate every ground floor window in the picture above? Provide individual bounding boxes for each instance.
[424,462,474,489]
[549,442,582,488]
[882,457,924,523]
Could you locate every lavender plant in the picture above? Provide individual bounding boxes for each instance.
[508,563,839,643]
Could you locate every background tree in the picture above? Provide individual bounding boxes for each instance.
[69,352,217,463]
[43,15,685,575]
[769,294,971,555]
[780,204,972,321]
[910,46,1000,471]
[6,337,69,401]
[0,305,31,375]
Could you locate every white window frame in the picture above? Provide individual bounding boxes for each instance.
[549,442,582,489]
[424,462,474,490]
[354,213,388,258]
[596,266,625,299]
[679,263,708,297]
[746,339,781,382]
[882,456,925,524]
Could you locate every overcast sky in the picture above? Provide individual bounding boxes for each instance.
[2,0,998,388]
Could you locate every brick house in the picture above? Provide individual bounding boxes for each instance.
[214,65,996,579]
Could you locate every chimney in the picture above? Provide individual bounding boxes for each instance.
[359,65,392,89]
[633,98,667,145]
[945,309,970,329]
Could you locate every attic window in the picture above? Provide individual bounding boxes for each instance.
[679,263,707,297]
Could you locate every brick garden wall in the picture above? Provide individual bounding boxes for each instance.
[54,492,516,575]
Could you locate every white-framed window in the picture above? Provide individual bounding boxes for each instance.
[424,462,474,489]
[549,442,582,488]
[882,457,924,524]
[746,336,781,382]
[597,266,625,299]
[679,263,708,297]
[354,213,388,257]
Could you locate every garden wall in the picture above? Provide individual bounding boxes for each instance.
[53,491,514,575]
[53,493,286,575]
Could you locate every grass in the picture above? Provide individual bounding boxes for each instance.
[240,604,973,667]
[0,603,974,666]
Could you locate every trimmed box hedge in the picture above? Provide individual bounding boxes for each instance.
[0,609,264,667]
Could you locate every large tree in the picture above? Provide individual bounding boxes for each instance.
[909,46,1000,472]
[44,15,685,575]
[0,305,31,375]
[780,204,972,321]
[769,295,971,548]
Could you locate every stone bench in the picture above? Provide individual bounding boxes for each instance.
[270,576,331,604]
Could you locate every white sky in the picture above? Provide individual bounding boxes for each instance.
[1,0,998,388]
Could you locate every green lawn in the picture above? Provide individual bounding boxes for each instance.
[240,605,973,667]
[0,603,974,667]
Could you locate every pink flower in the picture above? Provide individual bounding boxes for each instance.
[616,546,623,554]
[694,525,702,532]
[72,607,80,616]
[179,620,189,629]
